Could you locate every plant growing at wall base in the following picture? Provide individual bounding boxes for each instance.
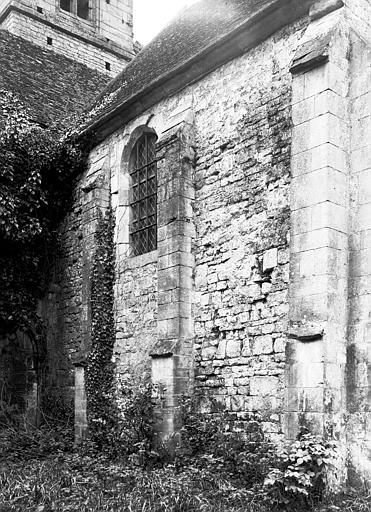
[176,395,275,486]
[264,430,339,510]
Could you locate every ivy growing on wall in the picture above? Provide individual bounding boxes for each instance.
[84,212,156,459]
[0,90,91,344]
[85,208,116,449]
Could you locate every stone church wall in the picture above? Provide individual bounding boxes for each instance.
[285,1,371,482]
[45,15,307,439]
[114,252,158,381]
[41,182,86,394]
[40,1,371,480]
[42,146,111,407]
[16,0,369,482]
[347,32,371,483]
[192,87,287,433]
[64,17,306,440]
[190,21,305,439]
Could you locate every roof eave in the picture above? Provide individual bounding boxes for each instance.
[84,0,313,144]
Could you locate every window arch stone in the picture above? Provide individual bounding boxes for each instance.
[120,126,158,257]
[129,132,158,256]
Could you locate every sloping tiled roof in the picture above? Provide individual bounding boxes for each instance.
[0,29,110,125]
[86,0,308,133]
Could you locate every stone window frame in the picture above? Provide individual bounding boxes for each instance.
[58,0,93,21]
[129,132,158,256]
[120,125,158,259]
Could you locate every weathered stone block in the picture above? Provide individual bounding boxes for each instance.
[74,366,87,441]
[231,395,244,411]
[201,346,217,360]
[263,248,278,272]
[291,228,347,254]
[292,143,347,176]
[292,113,348,156]
[252,335,273,355]
[216,339,227,359]
[226,339,241,358]
[291,202,347,235]
[250,376,279,396]
[358,169,371,205]
[291,167,347,210]
[351,146,371,174]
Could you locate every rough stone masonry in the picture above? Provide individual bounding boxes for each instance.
[38,0,371,484]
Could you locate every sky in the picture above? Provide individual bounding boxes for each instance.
[133,0,199,46]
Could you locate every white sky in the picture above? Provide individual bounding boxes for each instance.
[133,0,199,46]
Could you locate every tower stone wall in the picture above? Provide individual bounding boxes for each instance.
[0,0,134,76]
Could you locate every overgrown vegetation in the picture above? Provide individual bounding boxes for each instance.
[1,391,369,512]
[82,380,156,464]
[0,90,368,512]
[0,90,91,346]
[85,209,116,451]
[176,396,275,486]
[83,211,156,463]
[1,454,369,512]
[0,385,74,462]
[264,432,339,509]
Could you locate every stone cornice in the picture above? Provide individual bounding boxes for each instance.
[289,32,331,74]
[290,0,345,74]
[85,0,315,144]
[309,0,344,21]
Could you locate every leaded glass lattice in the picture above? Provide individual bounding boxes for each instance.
[129,133,157,256]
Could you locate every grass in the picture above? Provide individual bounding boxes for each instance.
[0,455,266,512]
[0,454,370,512]
[0,413,370,512]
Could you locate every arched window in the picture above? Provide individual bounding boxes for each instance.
[129,133,157,256]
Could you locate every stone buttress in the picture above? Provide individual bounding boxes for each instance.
[287,0,371,483]
[151,112,196,446]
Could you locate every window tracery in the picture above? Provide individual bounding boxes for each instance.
[129,133,158,256]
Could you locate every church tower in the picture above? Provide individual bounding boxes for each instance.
[0,0,135,76]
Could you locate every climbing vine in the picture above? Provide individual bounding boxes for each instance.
[0,90,92,340]
[85,208,116,448]
[84,212,155,459]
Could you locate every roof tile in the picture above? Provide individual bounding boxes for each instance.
[0,29,110,125]
[87,0,275,127]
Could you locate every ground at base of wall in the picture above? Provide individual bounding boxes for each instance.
[0,455,370,512]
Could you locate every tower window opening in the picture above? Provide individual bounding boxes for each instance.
[60,0,72,13]
[60,0,90,20]
[77,0,89,19]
